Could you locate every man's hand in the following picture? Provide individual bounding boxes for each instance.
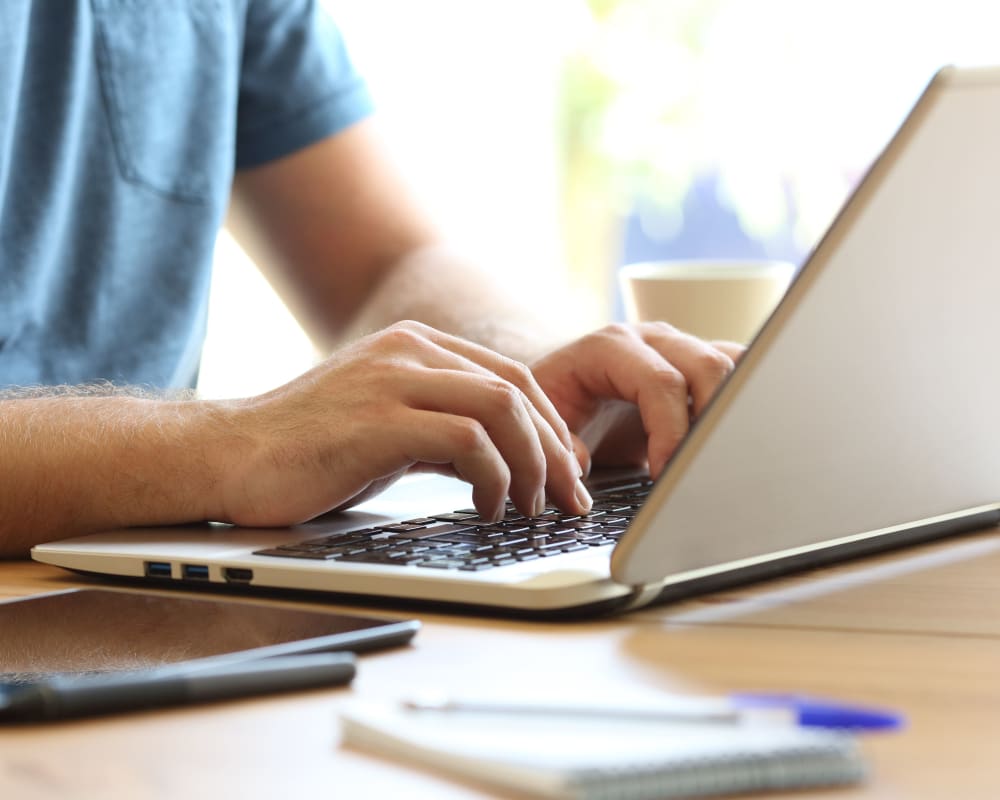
[531,322,745,479]
[218,321,590,528]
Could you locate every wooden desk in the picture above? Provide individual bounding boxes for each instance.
[3,526,1000,799]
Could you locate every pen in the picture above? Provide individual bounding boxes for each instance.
[402,692,903,731]
[0,652,356,722]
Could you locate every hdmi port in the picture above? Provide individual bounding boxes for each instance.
[223,567,254,583]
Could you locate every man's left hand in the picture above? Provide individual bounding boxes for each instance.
[531,322,744,479]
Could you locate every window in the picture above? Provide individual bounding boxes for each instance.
[198,0,1000,397]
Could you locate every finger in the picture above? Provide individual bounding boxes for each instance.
[383,323,585,512]
[401,408,511,521]
[376,322,587,514]
[392,321,576,457]
[570,329,691,479]
[639,323,736,416]
[403,369,581,517]
[631,359,690,479]
[709,340,747,363]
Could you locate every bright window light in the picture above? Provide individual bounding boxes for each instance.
[199,0,1000,398]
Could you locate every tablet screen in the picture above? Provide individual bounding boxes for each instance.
[0,589,419,683]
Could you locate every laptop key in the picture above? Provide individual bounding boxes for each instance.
[325,552,395,563]
[560,520,600,530]
[490,534,528,546]
[473,528,506,538]
[542,535,579,546]
[431,546,477,558]
[539,512,578,522]
[534,538,567,550]
[380,523,430,533]
[255,548,338,560]
[394,522,477,539]
[423,532,488,545]
[590,500,630,510]
[431,512,481,522]
[588,525,627,535]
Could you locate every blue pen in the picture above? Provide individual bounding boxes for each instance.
[729,693,903,731]
[403,692,904,732]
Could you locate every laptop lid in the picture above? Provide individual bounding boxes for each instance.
[614,64,1000,587]
[31,65,1000,615]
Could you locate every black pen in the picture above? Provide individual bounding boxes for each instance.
[0,652,356,722]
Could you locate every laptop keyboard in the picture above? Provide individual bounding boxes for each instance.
[252,480,653,572]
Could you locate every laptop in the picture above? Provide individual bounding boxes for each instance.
[32,65,1000,616]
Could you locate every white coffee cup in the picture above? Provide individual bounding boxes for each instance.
[618,259,795,344]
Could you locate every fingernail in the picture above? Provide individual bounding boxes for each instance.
[532,490,547,518]
[574,479,592,513]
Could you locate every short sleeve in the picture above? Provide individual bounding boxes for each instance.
[235,0,373,168]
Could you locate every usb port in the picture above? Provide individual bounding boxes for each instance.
[145,561,172,578]
[181,564,210,581]
[223,567,254,584]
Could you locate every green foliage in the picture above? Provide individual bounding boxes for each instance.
[558,0,726,211]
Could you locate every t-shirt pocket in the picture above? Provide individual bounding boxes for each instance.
[90,0,238,204]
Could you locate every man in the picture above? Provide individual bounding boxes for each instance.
[0,2,738,558]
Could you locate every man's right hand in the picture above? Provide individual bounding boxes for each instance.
[216,321,591,527]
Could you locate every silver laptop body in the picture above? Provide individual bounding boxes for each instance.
[32,66,1000,616]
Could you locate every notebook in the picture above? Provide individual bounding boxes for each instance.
[31,65,1000,615]
[339,701,866,799]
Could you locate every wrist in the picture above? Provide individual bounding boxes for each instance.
[168,397,255,525]
[73,394,254,530]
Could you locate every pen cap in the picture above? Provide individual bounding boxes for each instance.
[732,693,904,731]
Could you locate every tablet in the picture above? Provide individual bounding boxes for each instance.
[0,588,419,683]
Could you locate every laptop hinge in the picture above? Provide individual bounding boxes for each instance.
[621,581,668,611]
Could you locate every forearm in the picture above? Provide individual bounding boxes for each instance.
[230,123,585,364]
[0,390,237,558]
[338,244,585,365]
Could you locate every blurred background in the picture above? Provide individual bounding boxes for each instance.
[198,0,1000,398]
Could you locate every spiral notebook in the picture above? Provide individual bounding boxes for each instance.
[340,701,866,799]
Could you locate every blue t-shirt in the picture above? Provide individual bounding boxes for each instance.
[0,1,372,389]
